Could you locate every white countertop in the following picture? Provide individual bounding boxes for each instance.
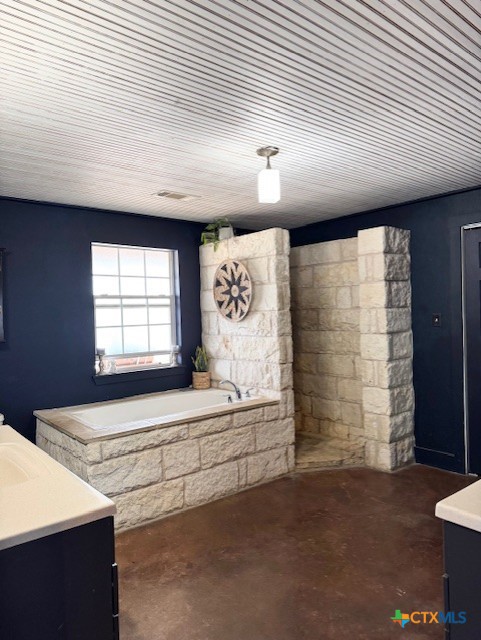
[0,425,116,551]
[435,479,481,533]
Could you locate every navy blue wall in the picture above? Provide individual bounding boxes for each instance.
[0,198,203,441]
[291,187,481,473]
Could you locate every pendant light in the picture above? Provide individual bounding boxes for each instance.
[257,146,280,203]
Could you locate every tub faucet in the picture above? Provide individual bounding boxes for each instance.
[220,379,242,400]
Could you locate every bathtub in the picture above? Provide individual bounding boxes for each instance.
[34,388,294,531]
[34,388,277,444]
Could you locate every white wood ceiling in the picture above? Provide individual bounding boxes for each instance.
[1,0,480,230]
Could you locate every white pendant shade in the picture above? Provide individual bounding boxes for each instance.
[257,168,280,204]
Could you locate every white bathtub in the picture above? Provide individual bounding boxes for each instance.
[34,388,276,444]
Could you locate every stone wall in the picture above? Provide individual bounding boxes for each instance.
[290,238,363,450]
[290,226,415,471]
[200,227,295,426]
[37,403,294,531]
[358,226,415,470]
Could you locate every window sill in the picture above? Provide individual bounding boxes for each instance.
[92,366,187,385]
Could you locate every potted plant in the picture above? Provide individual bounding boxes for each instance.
[191,345,211,389]
[201,218,234,250]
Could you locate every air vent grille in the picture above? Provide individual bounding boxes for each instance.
[156,190,199,201]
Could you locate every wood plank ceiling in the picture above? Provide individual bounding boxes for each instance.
[0,0,480,229]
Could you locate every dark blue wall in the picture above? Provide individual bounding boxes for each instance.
[291,187,481,473]
[0,198,203,441]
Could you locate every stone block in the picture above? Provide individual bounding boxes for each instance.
[273,310,292,336]
[337,378,362,402]
[387,281,411,308]
[291,240,341,266]
[340,238,358,260]
[201,311,218,335]
[114,479,184,529]
[340,402,362,428]
[200,290,217,312]
[200,265,217,291]
[319,420,350,440]
[364,411,414,443]
[359,282,386,308]
[200,427,255,468]
[37,420,103,464]
[299,330,359,355]
[287,444,296,471]
[238,458,248,488]
[188,415,232,438]
[88,448,163,496]
[312,398,342,422]
[362,385,414,416]
[200,228,288,266]
[365,436,414,471]
[264,404,281,421]
[313,262,358,287]
[38,437,89,481]
[255,419,295,451]
[317,353,356,378]
[271,255,290,283]
[246,257,270,283]
[302,416,320,433]
[336,286,352,309]
[233,408,265,427]
[360,332,412,361]
[318,309,359,331]
[217,311,273,337]
[247,448,288,485]
[292,286,337,310]
[360,308,411,334]
[301,373,338,399]
[358,226,410,256]
[101,425,188,459]
[351,285,360,307]
[184,461,238,506]
[292,266,313,288]
[231,336,284,363]
[294,352,318,373]
[208,358,232,382]
[358,254,410,283]
[361,358,413,388]
[163,440,200,479]
[292,308,319,330]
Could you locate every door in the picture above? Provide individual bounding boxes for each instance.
[463,226,481,474]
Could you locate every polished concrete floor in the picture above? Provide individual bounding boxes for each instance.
[116,465,471,640]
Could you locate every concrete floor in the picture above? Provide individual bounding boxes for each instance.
[116,465,471,640]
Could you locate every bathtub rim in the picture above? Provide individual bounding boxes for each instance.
[34,388,278,445]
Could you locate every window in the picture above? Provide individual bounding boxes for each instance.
[92,243,179,374]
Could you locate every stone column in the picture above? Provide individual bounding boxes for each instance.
[358,226,415,471]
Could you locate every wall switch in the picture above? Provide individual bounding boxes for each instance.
[432,313,442,327]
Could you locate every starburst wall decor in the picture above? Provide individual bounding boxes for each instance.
[213,260,252,322]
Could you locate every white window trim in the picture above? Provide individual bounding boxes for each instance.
[92,242,180,375]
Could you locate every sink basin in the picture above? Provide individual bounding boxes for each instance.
[0,442,51,489]
[0,426,115,551]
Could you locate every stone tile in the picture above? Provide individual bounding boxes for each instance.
[200,427,255,468]
[184,462,238,507]
[163,440,200,479]
[114,479,184,530]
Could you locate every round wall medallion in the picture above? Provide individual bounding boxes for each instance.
[213,260,252,322]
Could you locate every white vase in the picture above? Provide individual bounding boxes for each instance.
[218,226,234,241]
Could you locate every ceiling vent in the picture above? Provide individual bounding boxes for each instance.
[155,190,200,201]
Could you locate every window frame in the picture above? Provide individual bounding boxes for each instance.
[91,242,181,375]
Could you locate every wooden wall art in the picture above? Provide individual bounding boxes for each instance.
[213,259,252,322]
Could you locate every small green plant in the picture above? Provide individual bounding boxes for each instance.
[201,217,233,251]
[191,345,209,372]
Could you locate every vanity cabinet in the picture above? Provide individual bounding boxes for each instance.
[442,521,481,639]
[0,517,119,640]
